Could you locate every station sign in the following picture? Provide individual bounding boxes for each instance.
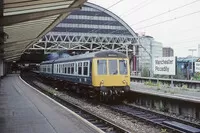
[195,62,200,72]
[153,57,176,75]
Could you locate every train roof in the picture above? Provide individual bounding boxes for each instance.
[55,50,127,62]
[41,60,54,64]
[41,51,127,64]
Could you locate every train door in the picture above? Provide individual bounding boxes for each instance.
[74,62,78,75]
[74,62,78,82]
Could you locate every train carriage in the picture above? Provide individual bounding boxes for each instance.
[40,51,130,101]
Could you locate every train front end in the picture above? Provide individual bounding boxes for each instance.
[92,56,130,101]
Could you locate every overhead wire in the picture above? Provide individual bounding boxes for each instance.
[106,0,126,9]
[120,0,156,18]
[90,0,199,36]
[100,0,200,36]
[135,9,200,30]
[67,0,200,50]
[131,0,200,26]
[90,0,154,34]
[105,0,200,36]
[112,0,200,55]
[118,0,150,17]
[67,0,126,32]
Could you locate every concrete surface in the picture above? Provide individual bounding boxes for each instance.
[130,82,200,103]
[0,74,98,133]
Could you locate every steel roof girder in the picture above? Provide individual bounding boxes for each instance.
[1,7,79,26]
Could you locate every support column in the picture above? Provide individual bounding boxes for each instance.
[0,59,4,77]
[0,59,6,77]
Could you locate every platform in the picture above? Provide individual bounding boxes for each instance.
[0,74,98,133]
[130,82,200,103]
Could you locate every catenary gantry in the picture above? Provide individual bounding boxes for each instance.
[0,0,86,62]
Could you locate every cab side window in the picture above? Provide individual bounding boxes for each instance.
[83,62,88,76]
[119,60,127,75]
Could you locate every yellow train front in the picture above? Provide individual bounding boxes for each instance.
[91,51,130,101]
[40,50,130,101]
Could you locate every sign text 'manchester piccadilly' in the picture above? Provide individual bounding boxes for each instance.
[153,57,176,75]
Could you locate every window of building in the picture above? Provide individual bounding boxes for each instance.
[97,60,107,75]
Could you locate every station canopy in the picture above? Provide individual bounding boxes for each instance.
[0,0,86,62]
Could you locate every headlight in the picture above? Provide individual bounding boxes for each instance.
[100,80,104,86]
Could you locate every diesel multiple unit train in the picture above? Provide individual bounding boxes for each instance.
[39,51,130,101]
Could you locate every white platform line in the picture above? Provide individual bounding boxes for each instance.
[19,76,104,133]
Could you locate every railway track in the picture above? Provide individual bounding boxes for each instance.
[23,72,200,133]
[109,104,200,133]
[21,73,131,133]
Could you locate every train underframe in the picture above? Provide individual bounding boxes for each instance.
[40,75,130,102]
[97,86,130,102]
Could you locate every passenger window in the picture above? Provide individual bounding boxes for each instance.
[68,64,71,74]
[48,66,50,72]
[60,64,62,73]
[90,61,92,76]
[109,60,118,75]
[59,64,60,73]
[97,60,107,75]
[62,64,64,73]
[64,64,67,73]
[75,63,77,74]
[78,62,82,75]
[71,63,74,74]
[119,60,127,75]
[83,62,88,76]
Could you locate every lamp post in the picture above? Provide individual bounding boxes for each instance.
[188,49,197,74]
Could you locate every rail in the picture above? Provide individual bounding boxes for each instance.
[109,104,200,133]
[21,72,131,133]
[130,76,200,89]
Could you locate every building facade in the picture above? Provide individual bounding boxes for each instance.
[32,2,138,55]
[138,35,163,75]
[163,47,174,57]
[30,2,165,74]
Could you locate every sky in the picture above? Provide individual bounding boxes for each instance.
[88,0,200,57]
